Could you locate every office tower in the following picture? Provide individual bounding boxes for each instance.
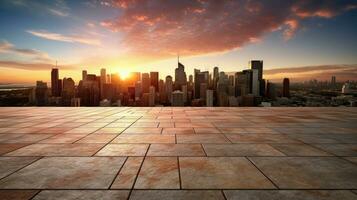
[142,73,150,93]
[128,87,135,100]
[132,72,141,84]
[78,74,100,106]
[150,72,159,91]
[82,70,87,81]
[228,96,239,106]
[242,94,255,106]
[135,81,142,100]
[142,93,149,106]
[182,85,187,104]
[159,79,166,104]
[200,83,207,100]
[70,98,80,107]
[62,78,75,106]
[266,81,276,100]
[249,60,264,96]
[229,75,234,86]
[206,90,213,107]
[331,76,336,85]
[35,81,48,106]
[194,70,209,99]
[217,72,229,106]
[175,62,187,90]
[172,90,184,106]
[282,78,290,98]
[149,86,155,106]
[100,68,106,99]
[165,76,173,104]
[103,83,116,102]
[235,71,251,97]
[213,66,219,90]
[251,69,259,96]
[51,68,60,96]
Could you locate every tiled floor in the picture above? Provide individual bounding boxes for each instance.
[0,107,356,199]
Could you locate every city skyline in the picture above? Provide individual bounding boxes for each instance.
[1,0,357,84]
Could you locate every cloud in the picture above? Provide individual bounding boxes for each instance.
[27,30,101,46]
[0,60,75,71]
[264,64,357,82]
[101,0,357,58]
[0,40,52,62]
[5,0,70,17]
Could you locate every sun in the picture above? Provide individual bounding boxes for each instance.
[119,70,130,80]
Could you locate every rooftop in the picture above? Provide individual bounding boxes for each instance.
[0,107,356,199]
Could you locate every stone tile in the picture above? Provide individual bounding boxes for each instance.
[344,157,357,164]
[105,122,132,128]
[130,190,225,200]
[162,128,195,134]
[0,157,126,189]
[218,128,249,134]
[0,157,39,179]
[132,122,159,128]
[32,190,130,200]
[194,128,221,134]
[225,133,299,143]
[96,144,148,156]
[250,157,357,189]
[64,127,99,134]
[38,134,85,143]
[313,144,357,156]
[112,135,175,144]
[5,144,104,156]
[93,127,125,134]
[223,190,357,200]
[179,157,275,189]
[75,134,116,143]
[4,134,54,143]
[176,122,215,128]
[148,144,205,156]
[111,157,144,189]
[203,144,285,156]
[271,144,332,156]
[158,122,175,128]
[177,134,230,144]
[0,144,29,155]
[135,157,180,189]
[0,190,39,200]
[122,127,162,135]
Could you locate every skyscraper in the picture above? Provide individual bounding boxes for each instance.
[142,73,150,93]
[174,62,187,90]
[100,68,106,99]
[62,77,75,106]
[249,60,264,96]
[82,70,87,81]
[283,78,290,98]
[150,72,159,91]
[172,90,184,106]
[206,90,213,107]
[35,81,48,106]
[51,68,59,96]
[165,76,173,104]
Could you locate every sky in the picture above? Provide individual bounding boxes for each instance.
[0,0,357,85]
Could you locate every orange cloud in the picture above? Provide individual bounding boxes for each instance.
[101,0,357,59]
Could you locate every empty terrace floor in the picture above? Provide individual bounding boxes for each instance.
[0,107,356,199]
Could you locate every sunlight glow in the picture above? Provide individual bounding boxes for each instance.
[119,70,130,80]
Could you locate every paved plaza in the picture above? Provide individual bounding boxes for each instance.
[0,107,356,199]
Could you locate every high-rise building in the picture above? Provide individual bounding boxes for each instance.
[159,79,166,104]
[182,85,187,104]
[249,60,264,96]
[251,69,259,96]
[194,70,209,99]
[82,70,87,81]
[282,78,290,98]
[266,81,276,100]
[78,74,100,106]
[200,83,207,100]
[142,73,150,93]
[51,68,60,96]
[172,90,184,106]
[35,81,48,106]
[62,78,75,106]
[165,76,173,104]
[206,90,213,107]
[149,86,155,106]
[150,72,159,91]
[100,68,106,99]
[174,62,187,90]
[135,81,142,101]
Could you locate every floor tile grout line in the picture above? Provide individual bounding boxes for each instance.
[0,156,43,181]
[246,156,280,189]
[127,144,150,200]
[200,144,208,157]
[221,189,228,200]
[29,189,42,200]
[108,156,129,189]
[177,156,182,189]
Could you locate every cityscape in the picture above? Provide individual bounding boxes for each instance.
[1,60,356,107]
